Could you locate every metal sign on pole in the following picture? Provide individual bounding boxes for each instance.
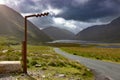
[22,12,49,74]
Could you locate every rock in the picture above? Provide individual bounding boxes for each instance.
[58,74,66,78]
[87,68,90,71]
[35,64,42,67]
[13,50,21,53]
[42,75,46,78]
[2,50,8,53]
[0,61,22,73]
[0,65,6,73]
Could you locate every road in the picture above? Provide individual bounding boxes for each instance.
[54,48,120,80]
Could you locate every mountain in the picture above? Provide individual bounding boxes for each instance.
[42,27,75,40]
[76,17,120,42]
[0,5,52,43]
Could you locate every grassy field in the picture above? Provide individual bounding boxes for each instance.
[61,44,120,63]
[0,38,93,80]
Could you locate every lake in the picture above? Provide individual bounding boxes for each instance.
[48,40,120,48]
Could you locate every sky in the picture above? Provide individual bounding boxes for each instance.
[0,0,120,34]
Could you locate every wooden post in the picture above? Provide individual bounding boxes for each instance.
[22,17,27,74]
[22,12,49,74]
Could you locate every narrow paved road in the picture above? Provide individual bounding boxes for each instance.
[54,48,120,80]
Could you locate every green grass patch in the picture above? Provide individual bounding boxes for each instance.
[61,46,120,63]
[0,41,93,80]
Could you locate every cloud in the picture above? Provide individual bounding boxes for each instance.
[53,17,77,29]
[44,5,63,16]
[29,16,105,34]
[0,0,6,4]
[4,0,42,13]
[56,0,120,21]
[5,0,120,21]
[52,17,105,34]
[2,0,120,33]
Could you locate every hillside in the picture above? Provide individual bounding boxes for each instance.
[76,17,120,42]
[42,27,75,40]
[0,5,52,43]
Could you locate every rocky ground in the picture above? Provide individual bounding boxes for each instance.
[0,69,81,80]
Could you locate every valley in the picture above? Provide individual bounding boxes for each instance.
[0,3,120,80]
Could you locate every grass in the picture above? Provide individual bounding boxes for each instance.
[0,38,94,80]
[61,44,120,63]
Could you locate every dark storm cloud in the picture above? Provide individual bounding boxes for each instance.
[6,0,120,21]
[4,0,120,33]
[54,0,120,21]
[16,0,42,13]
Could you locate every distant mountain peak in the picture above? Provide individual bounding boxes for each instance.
[42,26,75,40]
[76,16,120,42]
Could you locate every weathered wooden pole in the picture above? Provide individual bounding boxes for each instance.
[22,12,49,74]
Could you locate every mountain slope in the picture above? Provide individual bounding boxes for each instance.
[42,27,75,40]
[0,5,52,43]
[76,17,120,42]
